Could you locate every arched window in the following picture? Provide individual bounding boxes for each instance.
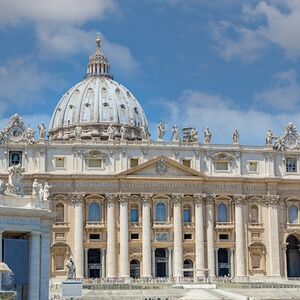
[130,259,140,278]
[56,203,64,223]
[156,202,167,222]
[289,205,298,224]
[250,205,259,223]
[130,207,139,223]
[183,207,191,223]
[217,203,228,222]
[183,259,193,278]
[88,202,101,222]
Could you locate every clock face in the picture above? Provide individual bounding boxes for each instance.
[9,127,24,141]
[284,134,298,149]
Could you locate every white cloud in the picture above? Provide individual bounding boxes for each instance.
[213,0,300,61]
[159,89,300,145]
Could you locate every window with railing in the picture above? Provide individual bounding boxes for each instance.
[289,205,298,224]
[88,202,101,222]
[217,203,228,223]
[183,208,191,223]
[155,202,167,222]
[130,208,139,223]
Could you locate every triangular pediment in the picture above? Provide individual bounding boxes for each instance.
[118,156,204,178]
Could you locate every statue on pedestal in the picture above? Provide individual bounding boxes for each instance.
[171,125,179,142]
[74,126,82,140]
[37,123,46,140]
[190,128,199,142]
[66,256,76,280]
[6,164,24,195]
[38,183,44,201]
[32,179,40,198]
[141,125,149,141]
[204,127,212,144]
[233,129,239,144]
[120,126,126,141]
[265,129,273,146]
[157,122,165,142]
[107,124,114,141]
[43,182,52,201]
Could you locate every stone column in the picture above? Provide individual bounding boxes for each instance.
[173,194,183,278]
[84,248,88,278]
[142,194,152,278]
[206,196,215,277]
[72,194,84,278]
[168,247,173,279]
[230,249,235,278]
[264,195,281,277]
[152,248,156,277]
[0,231,3,261]
[119,193,130,278]
[106,193,117,278]
[234,194,246,278]
[194,194,205,277]
[28,231,41,300]
[40,231,50,300]
[101,249,106,278]
[215,248,219,276]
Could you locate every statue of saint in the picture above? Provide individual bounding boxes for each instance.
[171,125,179,142]
[157,122,165,142]
[233,129,239,144]
[66,256,76,280]
[26,127,36,144]
[32,179,40,198]
[120,126,126,141]
[265,129,273,146]
[190,128,199,142]
[37,123,46,140]
[38,183,44,201]
[107,124,114,141]
[204,127,212,144]
[6,164,24,195]
[74,126,82,140]
[43,182,52,201]
[140,125,148,141]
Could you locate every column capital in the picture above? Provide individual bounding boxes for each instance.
[31,231,41,238]
[105,193,118,203]
[233,194,246,205]
[262,194,280,206]
[141,193,153,204]
[193,193,206,204]
[119,193,131,204]
[172,193,184,205]
[69,193,85,206]
[206,194,216,204]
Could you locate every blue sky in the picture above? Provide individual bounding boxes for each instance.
[1,0,300,145]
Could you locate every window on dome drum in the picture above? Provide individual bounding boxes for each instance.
[130,158,139,168]
[55,203,64,223]
[217,203,228,223]
[183,208,191,223]
[289,205,298,224]
[9,151,22,166]
[54,157,65,168]
[286,158,297,173]
[250,205,259,223]
[87,158,102,168]
[184,233,192,240]
[130,208,139,223]
[249,161,258,172]
[88,202,101,222]
[215,161,229,171]
[182,159,191,168]
[130,233,139,240]
[156,202,167,222]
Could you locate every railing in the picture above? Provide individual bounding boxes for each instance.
[248,222,264,228]
[287,222,300,227]
[183,222,194,227]
[85,221,106,228]
[153,221,172,227]
[53,222,70,227]
[215,222,234,229]
[130,222,141,227]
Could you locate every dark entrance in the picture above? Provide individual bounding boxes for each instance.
[183,259,194,278]
[155,248,167,278]
[130,259,140,278]
[286,235,300,277]
[88,249,101,278]
[218,248,230,277]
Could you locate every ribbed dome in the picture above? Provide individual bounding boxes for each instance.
[48,34,149,142]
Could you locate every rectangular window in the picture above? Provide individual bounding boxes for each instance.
[55,254,64,271]
[9,151,22,166]
[130,208,139,223]
[182,159,191,168]
[184,233,192,240]
[130,233,139,240]
[248,161,258,172]
[89,233,100,240]
[54,157,65,168]
[130,158,139,168]
[88,158,102,168]
[216,161,229,171]
[219,234,229,240]
[286,158,297,173]
[183,208,191,223]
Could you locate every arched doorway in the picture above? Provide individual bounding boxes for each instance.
[286,235,300,277]
[88,249,101,278]
[155,248,167,277]
[183,259,193,278]
[218,248,230,277]
[130,259,140,278]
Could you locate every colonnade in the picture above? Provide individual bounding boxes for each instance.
[71,193,282,279]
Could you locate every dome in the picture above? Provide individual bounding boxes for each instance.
[49,34,149,142]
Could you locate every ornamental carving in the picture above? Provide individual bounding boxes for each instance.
[105,193,118,203]
[119,193,131,204]
[172,194,183,205]
[156,159,167,175]
[193,193,206,204]
[273,123,300,151]
[69,193,85,206]
[262,195,280,205]
[206,194,216,204]
[141,193,153,204]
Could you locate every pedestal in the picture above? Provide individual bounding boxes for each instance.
[62,280,82,298]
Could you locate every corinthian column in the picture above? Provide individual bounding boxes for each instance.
[173,194,183,278]
[72,194,84,278]
[264,195,281,277]
[194,194,205,277]
[234,194,246,278]
[119,193,130,278]
[106,193,117,278]
[141,194,152,278]
[206,195,215,277]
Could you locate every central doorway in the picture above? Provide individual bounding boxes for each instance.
[155,248,168,278]
[88,249,101,278]
[218,248,230,277]
[286,235,300,277]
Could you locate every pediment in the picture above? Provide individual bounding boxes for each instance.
[118,156,204,178]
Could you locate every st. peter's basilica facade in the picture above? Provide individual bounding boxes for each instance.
[0,35,300,282]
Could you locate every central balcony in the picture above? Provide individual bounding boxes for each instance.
[85,221,106,229]
[153,221,172,228]
[215,222,234,230]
